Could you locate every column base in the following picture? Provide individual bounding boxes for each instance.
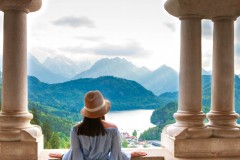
[0,112,33,129]
[0,125,43,160]
[161,124,240,158]
[207,111,239,129]
[174,111,206,127]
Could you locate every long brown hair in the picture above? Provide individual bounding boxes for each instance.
[77,116,106,136]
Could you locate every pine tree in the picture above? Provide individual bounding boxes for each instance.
[42,120,52,148]
[122,139,128,148]
[132,130,137,137]
[30,108,40,125]
[50,132,60,149]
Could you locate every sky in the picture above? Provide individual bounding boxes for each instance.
[1,0,240,73]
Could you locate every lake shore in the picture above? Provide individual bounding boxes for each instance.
[106,109,156,135]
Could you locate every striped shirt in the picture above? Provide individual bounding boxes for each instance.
[62,125,131,160]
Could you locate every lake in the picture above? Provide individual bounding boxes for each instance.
[105,109,155,136]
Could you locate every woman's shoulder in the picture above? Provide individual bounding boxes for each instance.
[71,121,118,131]
[101,120,118,129]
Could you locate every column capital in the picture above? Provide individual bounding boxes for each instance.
[0,0,42,13]
[179,15,202,20]
[212,16,237,22]
[164,0,240,19]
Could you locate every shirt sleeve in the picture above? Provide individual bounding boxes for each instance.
[62,128,84,160]
[109,129,131,160]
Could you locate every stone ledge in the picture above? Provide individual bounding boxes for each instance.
[0,130,43,160]
[161,132,240,158]
[39,147,240,160]
[39,148,167,160]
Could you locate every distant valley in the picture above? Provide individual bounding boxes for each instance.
[26,55,180,95]
[27,74,240,140]
[27,74,240,121]
[25,55,177,95]
[25,55,213,95]
[73,57,179,95]
[28,76,168,114]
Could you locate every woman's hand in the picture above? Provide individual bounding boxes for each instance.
[49,153,63,159]
[131,151,147,157]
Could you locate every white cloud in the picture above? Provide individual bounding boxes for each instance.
[235,19,240,42]
[61,42,147,57]
[92,43,146,57]
[27,0,182,72]
[202,20,213,40]
[52,16,96,28]
[75,36,104,42]
[163,22,176,32]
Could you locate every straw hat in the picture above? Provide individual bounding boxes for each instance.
[81,90,111,118]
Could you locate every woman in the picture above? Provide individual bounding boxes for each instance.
[49,90,147,160]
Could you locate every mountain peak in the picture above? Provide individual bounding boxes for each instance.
[154,65,177,73]
[73,57,151,81]
[202,68,211,75]
[93,57,130,66]
[27,54,68,83]
[43,55,91,78]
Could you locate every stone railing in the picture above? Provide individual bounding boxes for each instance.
[39,148,168,160]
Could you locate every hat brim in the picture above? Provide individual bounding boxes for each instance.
[81,100,111,118]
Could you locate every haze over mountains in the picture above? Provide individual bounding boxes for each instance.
[22,54,212,95]
[73,57,179,95]
[28,55,68,83]
[43,56,91,79]
[74,57,151,81]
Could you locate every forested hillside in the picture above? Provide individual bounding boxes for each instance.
[2,74,240,146]
[28,76,165,114]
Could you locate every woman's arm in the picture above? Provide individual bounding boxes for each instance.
[109,129,131,160]
[109,129,147,160]
[62,128,84,160]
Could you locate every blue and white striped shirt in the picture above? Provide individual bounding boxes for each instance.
[62,125,131,160]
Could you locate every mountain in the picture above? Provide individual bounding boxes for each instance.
[140,65,179,95]
[43,55,91,79]
[28,76,162,113]
[73,57,179,95]
[73,57,151,81]
[28,55,68,84]
[202,69,211,75]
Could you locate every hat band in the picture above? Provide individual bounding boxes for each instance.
[84,101,106,112]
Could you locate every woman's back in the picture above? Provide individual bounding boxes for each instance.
[62,123,130,160]
[50,91,146,160]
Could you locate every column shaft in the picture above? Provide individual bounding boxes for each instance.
[2,10,28,113]
[0,10,32,129]
[207,17,239,128]
[174,16,205,127]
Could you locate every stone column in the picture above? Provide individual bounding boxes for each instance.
[174,16,206,128]
[207,17,239,130]
[162,0,240,158]
[161,16,211,157]
[0,1,43,159]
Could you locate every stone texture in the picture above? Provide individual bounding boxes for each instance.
[40,148,240,160]
[0,0,43,159]
[0,0,42,12]
[173,16,205,128]
[207,17,239,129]
[0,133,43,160]
[39,148,166,160]
[164,0,240,19]
[162,132,240,158]
[162,0,240,159]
